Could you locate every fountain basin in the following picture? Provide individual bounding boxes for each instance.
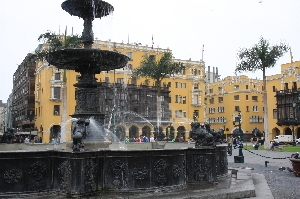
[62,0,114,19]
[47,49,129,72]
[0,146,227,197]
[289,158,300,177]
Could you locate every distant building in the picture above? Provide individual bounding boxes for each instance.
[12,54,37,138]
[205,75,264,140]
[267,60,300,140]
[0,100,7,133]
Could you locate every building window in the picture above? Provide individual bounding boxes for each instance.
[183,110,186,118]
[194,110,199,118]
[168,82,171,87]
[273,109,277,119]
[54,105,60,115]
[183,96,186,104]
[246,95,248,100]
[182,83,186,88]
[218,106,224,113]
[218,97,223,103]
[126,52,132,60]
[253,106,258,112]
[193,95,198,104]
[246,85,248,89]
[194,83,199,89]
[131,77,137,85]
[234,95,239,101]
[235,106,240,112]
[209,98,214,104]
[234,85,239,90]
[246,106,249,112]
[54,73,60,80]
[175,95,178,103]
[127,64,132,70]
[105,77,109,83]
[117,78,124,84]
[273,86,276,92]
[209,89,213,93]
[53,87,61,99]
[179,95,182,103]
[208,108,216,114]
[252,96,258,101]
[194,69,197,75]
[218,87,222,92]
[175,82,179,88]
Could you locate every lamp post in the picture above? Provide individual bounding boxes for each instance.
[234,110,244,163]
[27,110,36,142]
[238,111,243,142]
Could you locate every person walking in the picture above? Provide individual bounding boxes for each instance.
[227,135,233,156]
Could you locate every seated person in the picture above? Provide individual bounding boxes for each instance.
[270,141,274,151]
[273,141,279,147]
[254,141,259,150]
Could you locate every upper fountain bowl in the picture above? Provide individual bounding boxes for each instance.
[47,49,129,73]
[62,0,114,19]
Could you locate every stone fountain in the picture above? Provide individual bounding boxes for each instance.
[46,0,129,151]
[0,0,228,197]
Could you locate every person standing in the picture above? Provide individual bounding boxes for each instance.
[227,135,233,156]
[150,136,155,142]
[24,136,30,144]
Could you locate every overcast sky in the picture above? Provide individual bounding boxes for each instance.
[0,0,299,102]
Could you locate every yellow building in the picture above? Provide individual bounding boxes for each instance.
[266,60,300,140]
[205,75,264,140]
[35,40,206,143]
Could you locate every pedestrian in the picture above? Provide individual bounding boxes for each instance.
[24,136,30,143]
[254,141,259,150]
[227,135,233,156]
[136,136,141,143]
[270,140,274,151]
[142,136,149,142]
[150,136,155,142]
[233,137,237,149]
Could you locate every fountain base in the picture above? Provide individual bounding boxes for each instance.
[0,145,227,197]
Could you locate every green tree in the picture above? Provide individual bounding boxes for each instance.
[35,30,82,60]
[235,36,289,148]
[132,52,185,129]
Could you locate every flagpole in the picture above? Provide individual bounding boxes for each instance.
[152,34,154,49]
[201,44,204,61]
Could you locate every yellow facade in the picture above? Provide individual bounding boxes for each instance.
[35,40,205,143]
[205,75,264,139]
[266,61,300,140]
[34,39,300,143]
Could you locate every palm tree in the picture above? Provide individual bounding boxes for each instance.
[235,36,289,149]
[132,52,184,139]
[35,29,82,143]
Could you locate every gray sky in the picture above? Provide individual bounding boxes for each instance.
[1,0,299,102]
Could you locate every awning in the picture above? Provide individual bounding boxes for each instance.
[15,131,38,135]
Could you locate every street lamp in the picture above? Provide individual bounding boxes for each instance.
[27,110,36,141]
[238,111,243,142]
